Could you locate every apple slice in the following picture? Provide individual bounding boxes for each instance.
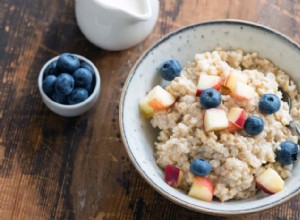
[188,177,214,202]
[196,74,222,96]
[231,82,255,100]
[147,86,176,110]
[223,71,254,100]
[227,107,246,129]
[139,99,154,119]
[139,85,175,118]
[256,168,284,194]
[220,85,231,95]
[164,165,183,187]
[227,122,239,132]
[204,108,228,132]
[224,70,247,92]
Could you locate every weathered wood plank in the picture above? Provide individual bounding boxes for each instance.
[0,0,299,219]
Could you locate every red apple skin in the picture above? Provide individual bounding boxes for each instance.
[227,107,246,130]
[234,109,246,128]
[164,165,183,187]
[196,90,202,96]
[256,182,275,195]
[228,122,239,132]
[196,81,222,96]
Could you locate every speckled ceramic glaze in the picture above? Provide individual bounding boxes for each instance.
[119,20,300,215]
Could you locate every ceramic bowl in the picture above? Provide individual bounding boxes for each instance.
[120,19,300,215]
[38,54,101,117]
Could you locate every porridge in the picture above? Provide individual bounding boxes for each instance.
[139,49,300,202]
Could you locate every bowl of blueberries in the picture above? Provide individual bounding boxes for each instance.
[38,53,101,117]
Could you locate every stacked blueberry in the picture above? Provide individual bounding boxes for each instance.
[42,53,95,105]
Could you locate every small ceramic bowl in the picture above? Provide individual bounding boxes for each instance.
[120,19,300,215]
[38,54,101,117]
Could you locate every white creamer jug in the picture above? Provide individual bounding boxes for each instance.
[75,0,159,51]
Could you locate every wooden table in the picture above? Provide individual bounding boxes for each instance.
[0,0,299,219]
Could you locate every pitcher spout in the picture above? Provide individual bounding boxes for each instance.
[129,0,152,21]
[94,0,152,21]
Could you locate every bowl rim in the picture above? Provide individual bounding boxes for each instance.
[38,54,101,110]
[119,19,300,215]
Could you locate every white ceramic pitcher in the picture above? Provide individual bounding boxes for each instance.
[75,0,159,51]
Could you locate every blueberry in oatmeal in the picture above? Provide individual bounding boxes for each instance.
[244,116,264,135]
[200,88,221,109]
[159,59,181,81]
[259,94,281,114]
[190,159,212,176]
[276,141,298,165]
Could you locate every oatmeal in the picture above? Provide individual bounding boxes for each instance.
[140,49,300,202]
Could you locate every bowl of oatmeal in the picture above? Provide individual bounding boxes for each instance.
[119,20,300,215]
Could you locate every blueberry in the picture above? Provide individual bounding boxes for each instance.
[276,141,298,165]
[57,53,80,73]
[51,92,68,104]
[73,68,93,88]
[44,60,58,78]
[259,94,281,114]
[86,82,95,95]
[244,116,264,135]
[55,73,74,95]
[80,61,95,76]
[200,88,221,109]
[159,59,181,81]
[190,158,212,176]
[42,75,57,95]
[68,88,89,104]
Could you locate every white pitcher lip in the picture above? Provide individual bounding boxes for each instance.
[94,0,152,21]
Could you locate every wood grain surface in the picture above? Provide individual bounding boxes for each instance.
[0,0,299,219]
